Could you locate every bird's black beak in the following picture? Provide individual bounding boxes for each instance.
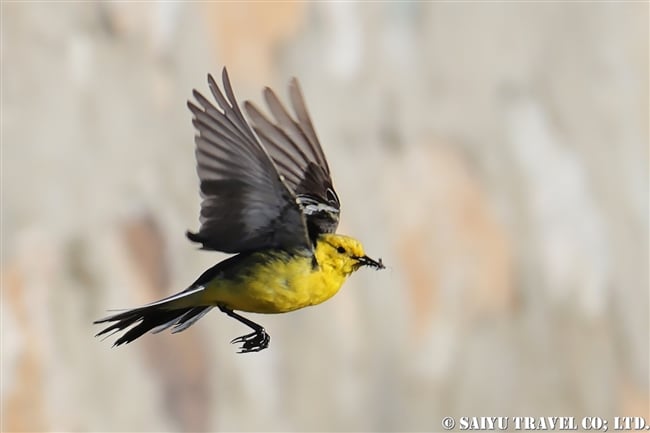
[356,255,385,270]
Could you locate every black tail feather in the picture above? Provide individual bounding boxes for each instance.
[94,304,213,346]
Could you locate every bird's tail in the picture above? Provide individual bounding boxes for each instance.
[94,287,213,346]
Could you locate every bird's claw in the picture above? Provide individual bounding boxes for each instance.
[230,329,270,353]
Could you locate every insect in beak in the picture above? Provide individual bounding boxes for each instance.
[356,255,385,270]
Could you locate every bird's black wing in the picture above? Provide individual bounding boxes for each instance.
[186,68,310,253]
[244,79,340,239]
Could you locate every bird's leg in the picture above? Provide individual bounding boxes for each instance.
[218,306,270,353]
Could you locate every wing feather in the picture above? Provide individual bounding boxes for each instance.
[244,78,340,237]
[186,68,310,253]
[244,102,306,183]
[288,78,330,174]
[244,83,340,207]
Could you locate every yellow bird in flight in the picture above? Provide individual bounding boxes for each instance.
[95,68,384,353]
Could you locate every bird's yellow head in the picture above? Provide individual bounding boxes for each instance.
[315,233,385,276]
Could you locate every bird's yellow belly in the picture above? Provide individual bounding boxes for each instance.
[201,253,347,314]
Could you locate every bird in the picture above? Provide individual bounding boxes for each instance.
[94,68,384,353]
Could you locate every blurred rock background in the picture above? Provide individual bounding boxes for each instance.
[2,2,648,432]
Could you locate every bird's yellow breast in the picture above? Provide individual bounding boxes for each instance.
[200,250,349,314]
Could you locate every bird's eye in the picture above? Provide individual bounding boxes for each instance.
[336,246,346,254]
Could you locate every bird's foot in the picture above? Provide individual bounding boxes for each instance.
[230,328,270,353]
